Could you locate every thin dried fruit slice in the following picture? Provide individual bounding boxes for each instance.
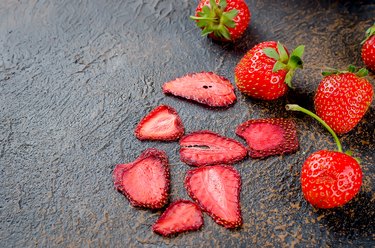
[180,130,247,167]
[152,200,204,236]
[113,148,170,209]
[236,118,299,158]
[135,105,184,141]
[185,165,242,228]
[162,72,236,107]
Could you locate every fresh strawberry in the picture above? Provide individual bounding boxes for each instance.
[301,150,363,209]
[191,0,250,42]
[185,165,242,228]
[152,200,204,236]
[314,66,373,134]
[162,72,236,107]
[135,105,184,141]
[361,23,375,71]
[113,148,170,209]
[179,130,247,166]
[236,118,299,158]
[286,104,363,209]
[234,41,305,100]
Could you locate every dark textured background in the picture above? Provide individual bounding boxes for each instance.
[0,0,374,247]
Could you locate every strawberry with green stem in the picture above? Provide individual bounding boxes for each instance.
[190,0,250,41]
[286,104,363,209]
[361,23,375,71]
[235,41,305,100]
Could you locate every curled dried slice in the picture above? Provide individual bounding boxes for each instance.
[152,200,203,236]
[180,130,247,167]
[162,72,236,107]
[135,105,184,141]
[185,165,242,228]
[113,148,170,209]
[236,118,299,158]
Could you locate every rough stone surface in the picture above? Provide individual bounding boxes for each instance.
[0,0,374,247]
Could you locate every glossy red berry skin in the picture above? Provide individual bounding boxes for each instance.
[235,41,289,100]
[301,150,362,209]
[361,33,375,71]
[314,72,373,135]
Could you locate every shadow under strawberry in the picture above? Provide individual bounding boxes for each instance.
[315,191,374,238]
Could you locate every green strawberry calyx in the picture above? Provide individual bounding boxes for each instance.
[263,42,305,88]
[190,0,238,40]
[285,104,343,153]
[322,65,368,77]
[361,23,375,45]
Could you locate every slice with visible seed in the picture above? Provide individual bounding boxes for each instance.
[135,105,184,141]
[152,200,204,236]
[113,148,170,209]
[179,130,247,167]
[236,118,299,158]
[162,72,236,107]
[185,165,242,228]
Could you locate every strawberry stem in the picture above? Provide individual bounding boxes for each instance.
[285,104,343,153]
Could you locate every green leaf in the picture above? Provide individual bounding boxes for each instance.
[277,42,288,63]
[322,71,335,76]
[356,68,369,77]
[361,23,375,44]
[210,0,217,8]
[272,61,287,72]
[218,25,231,40]
[263,48,280,60]
[221,12,236,28]
[284,70,294,88]
[219,0,227,9]
[288,55,303,69]
[290,45,305,59]
[201,27,213,36]
[224,9,238,19]
[348,65,356,73]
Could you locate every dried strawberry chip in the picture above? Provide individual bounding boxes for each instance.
[162,72,236,107]
[179,130,247,167]
[152,200,204,236]
[236,118,299,158]
[185,165,242,228]
[113,148,170,209]
[135,105,184,141]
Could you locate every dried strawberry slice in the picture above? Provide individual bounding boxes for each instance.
[185,165,242,228]
[152,200,204,236]
[113,148,170,209]
[135,105,184,141]
[236,118,299,158]
[162,72,236,107]
[179,130,247,167]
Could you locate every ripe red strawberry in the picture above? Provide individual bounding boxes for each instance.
[301,150,363,209]
[191,0,251,42]
[185,165,242,228]
[286,104,363,209]
[314,66,373,134]
[361,23,375,71]
[179,130,247,166]
[135,105,184,141]
[162,72,236,107]
[113,148,170,209]
[234,41,305,100]
[152,200,204,236]
[236,118,299,158]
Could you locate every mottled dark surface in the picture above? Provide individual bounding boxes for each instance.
[0,0,374,247]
